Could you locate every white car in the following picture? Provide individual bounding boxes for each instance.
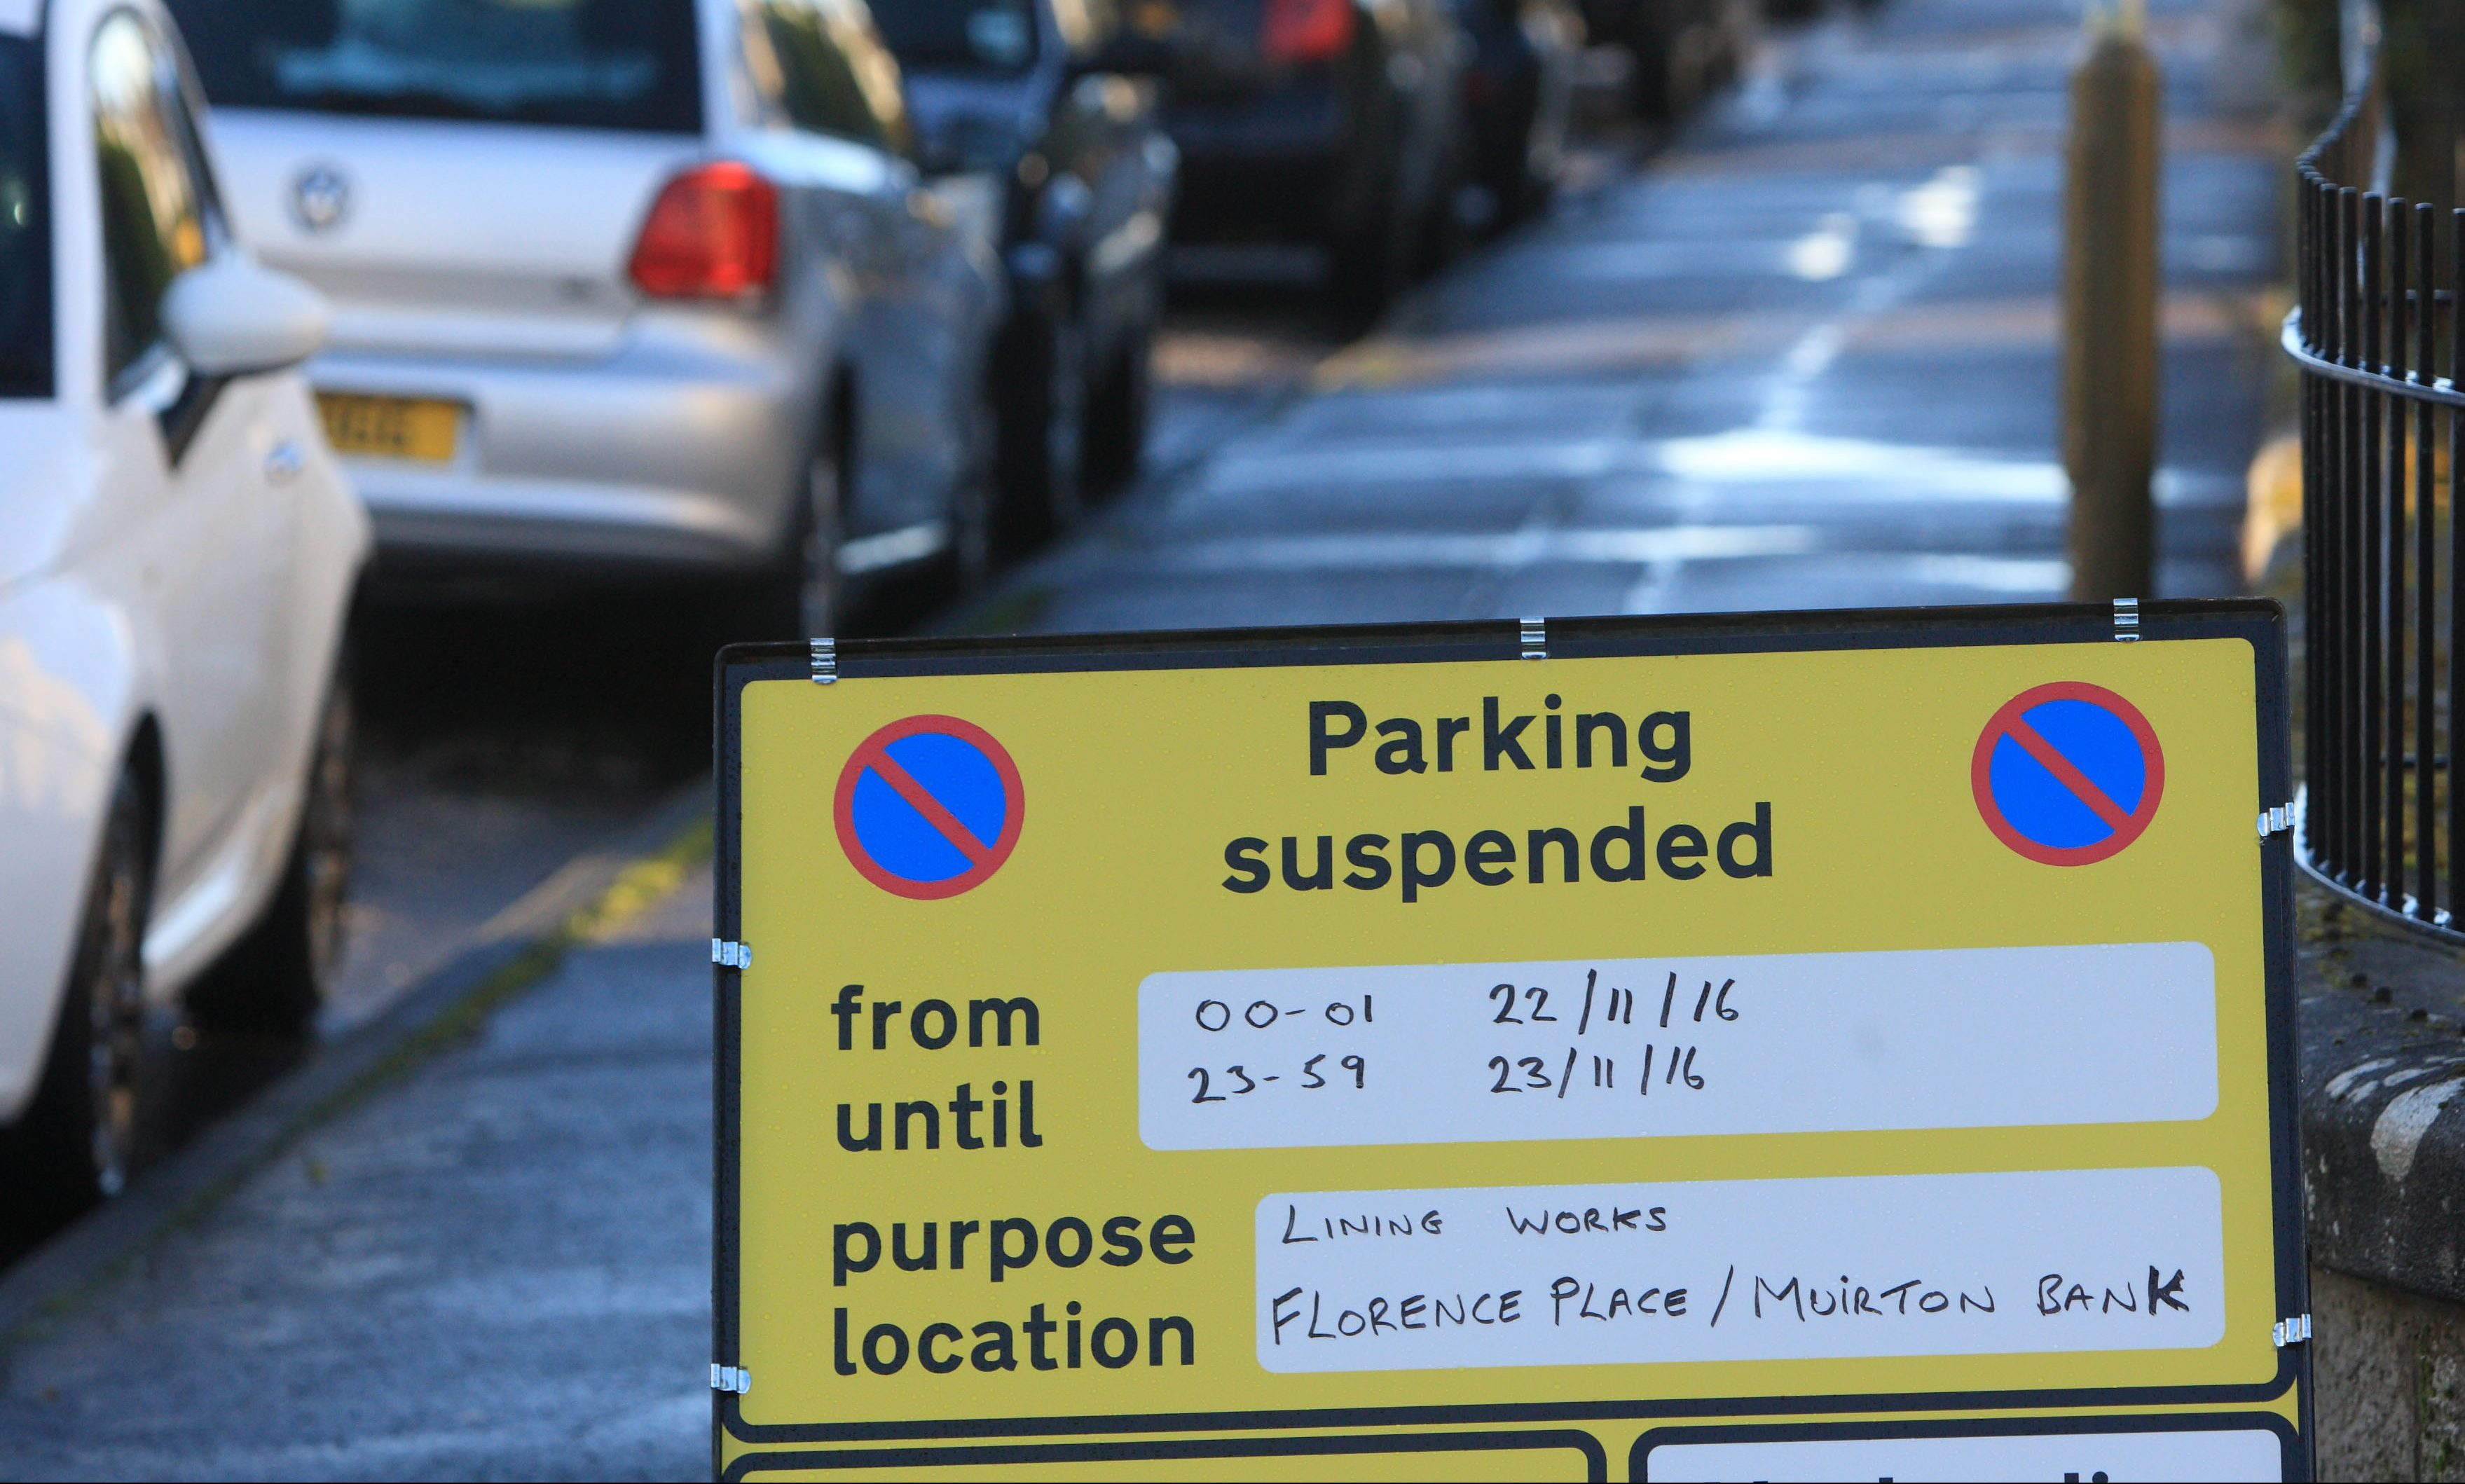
[168,0,1007,631]
[0,0,367,1212]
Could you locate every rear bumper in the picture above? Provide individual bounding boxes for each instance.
[1463,61,1543,186]
[310,328,812,582]
[1163,84,1347,240]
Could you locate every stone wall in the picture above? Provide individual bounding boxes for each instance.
[2314,1267,2465,1480]
[2302,884,2465,1480]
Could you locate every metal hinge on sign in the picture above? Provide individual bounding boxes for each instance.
[2258,803,2295,839]
[811,636,836,685]
[710,1364,753,1394]
[711,939,753,970]
[2113,597,2141,641]
[1520,617,1547,661]
[2273,1314,2312,1348]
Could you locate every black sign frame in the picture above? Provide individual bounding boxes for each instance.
[711,600,2309,1480]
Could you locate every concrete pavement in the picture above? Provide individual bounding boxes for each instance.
[0,0,2288,1476]
[1,856,715,1480]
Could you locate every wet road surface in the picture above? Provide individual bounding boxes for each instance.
[959,0,2280,635]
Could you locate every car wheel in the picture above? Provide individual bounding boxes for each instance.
[1626,9,1677,119]
[10,772,151,1214]
[1414,132,1472,277]
[720,422,849,644]
[942,387,1000,598]
[996,306,1087,550]
[1084,319,1155,493]
[1328,182,1415,326]
[186,664,356,1037]
[793,444,851,636]
[1513,156,1558,224]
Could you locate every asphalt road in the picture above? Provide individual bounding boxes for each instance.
[957,1,2281,636]
[0,0,2286,1474]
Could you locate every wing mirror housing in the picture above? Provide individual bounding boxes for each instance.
[160,255,329,377]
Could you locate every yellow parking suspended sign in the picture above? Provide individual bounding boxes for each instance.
[713,605,2309,1481]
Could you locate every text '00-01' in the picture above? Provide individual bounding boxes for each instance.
[1139,943,2218,1151]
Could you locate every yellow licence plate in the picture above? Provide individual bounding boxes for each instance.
[316,393,462,462]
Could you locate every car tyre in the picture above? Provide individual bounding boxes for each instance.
[722,420,851,643]
[10,772,151,1216]
[1328,191,1415,327]
[792,439,854,635]
[1084,320,1154,493]
[186,664,356,1037]
[1414,133,1472,278]
[940,387,1001,599]
[1626,4,1677,120]
[995,305,1087,551]
[1506,165,1556,226]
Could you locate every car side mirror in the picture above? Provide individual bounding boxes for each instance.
[160,255,329,378]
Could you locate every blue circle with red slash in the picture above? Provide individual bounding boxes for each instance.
[1971,681,2165,867]
[834,715,1024,899]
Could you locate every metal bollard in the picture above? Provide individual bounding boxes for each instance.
[2060,0,2162,603]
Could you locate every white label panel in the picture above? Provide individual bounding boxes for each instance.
[1253,1167,2224,1373]
[1641,1426,2284,1482]
[1143,942,2216,1150]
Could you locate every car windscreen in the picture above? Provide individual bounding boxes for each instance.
[0,36,49,399]
[164,0,703,134]
[870,0,1036,75]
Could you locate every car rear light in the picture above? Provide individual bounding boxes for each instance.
[1263,0,1354,66]
[628,162,778,298]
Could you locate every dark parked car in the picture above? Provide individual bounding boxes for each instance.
[1102,0,1467,315]
[1448,0,1581,227]
[1586,0,1750,121]
[876,0,1179,540]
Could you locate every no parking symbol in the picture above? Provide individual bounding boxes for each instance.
[1972,681,2165,866]
[834,715,1023,899]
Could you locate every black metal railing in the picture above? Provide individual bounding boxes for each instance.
[2290,46,2465,930]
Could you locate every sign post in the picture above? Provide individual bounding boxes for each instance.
[713,602,2309,1481]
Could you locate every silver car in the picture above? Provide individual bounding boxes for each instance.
[168,0,1006,631]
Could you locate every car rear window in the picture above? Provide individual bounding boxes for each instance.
[165,0,703,134]
[0,35,50,399]
[872,0,1037,74]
